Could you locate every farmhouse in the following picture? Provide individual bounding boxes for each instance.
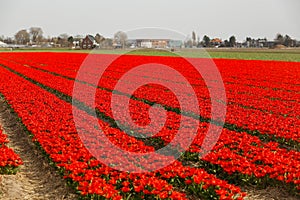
[81,35,99,49]
[210,38,222,47]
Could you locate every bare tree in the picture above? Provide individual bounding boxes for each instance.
[95,33,105,44]
[101,38,113,48]
[114,31,127,48]
[4,37,14,44]
[284,35,293,47]
[29,27,43,43]
[184,39,193,48]
[275,33,284,45]
[15,29,30,45]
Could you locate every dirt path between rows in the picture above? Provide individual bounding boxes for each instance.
[0,96,78,200]
[243,185,299,200]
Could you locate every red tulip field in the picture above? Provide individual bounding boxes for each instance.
[0,52,299,199]
[0,126,22,174]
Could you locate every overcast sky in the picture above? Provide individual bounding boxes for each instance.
[0,0,299,41]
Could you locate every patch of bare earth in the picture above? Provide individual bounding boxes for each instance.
[0,96,78,200]
[242,185,299,200]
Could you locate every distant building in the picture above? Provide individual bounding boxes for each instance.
[210,38,222,47]
[127,39,137,48]
[139,40,152,48]
[72,41,80,49]
[169,40,183,48]
[0,41,8,47]
[257,38,267,48]
[112,42,122,48]
[134,39,182,49]
[81,35,99,49]
[242,39,275,48]
[265,41,275,48]
[135,39,169,48]
[152,39,169,48]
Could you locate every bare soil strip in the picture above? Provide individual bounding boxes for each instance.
[0,96,78,200]
[243,185,299,200]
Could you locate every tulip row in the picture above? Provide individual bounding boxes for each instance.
[0,125,23,174]
[0,54,298,148]
[1,53,299,194]
[188,124,300,191]
[5,53,297,119]
[1,53,300,191]
[0,61,244,199]
[2,53,298,115]
[0,55,293,156]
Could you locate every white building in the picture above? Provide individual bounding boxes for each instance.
[0,41,8,47]
[140,40,152,48]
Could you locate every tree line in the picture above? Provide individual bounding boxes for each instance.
[0,28,299,48]
[0,27,109,48]
[12,27,43,45]
[185,31,299,48]
[2,27,127,48]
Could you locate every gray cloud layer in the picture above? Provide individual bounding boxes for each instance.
[1,0,299,41]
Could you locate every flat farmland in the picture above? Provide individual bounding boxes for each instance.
[0,50,299,200]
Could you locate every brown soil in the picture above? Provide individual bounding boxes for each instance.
[273,44,287,49]
[243,185,299,200]
[0,96,78,200]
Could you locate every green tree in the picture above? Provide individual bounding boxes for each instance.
[284,35,292,47]
[275,33,284,45]
[224,40,230,47]
[246,37,252,47]
[202,35,210,47]
[67,36,74,47]
[229,35,236,47]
